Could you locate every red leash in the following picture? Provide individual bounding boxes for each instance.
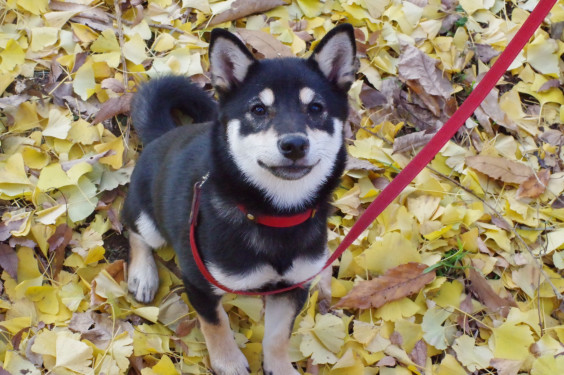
[191,0,557,295]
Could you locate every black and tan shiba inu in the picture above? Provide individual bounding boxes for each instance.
[123,24,357,375]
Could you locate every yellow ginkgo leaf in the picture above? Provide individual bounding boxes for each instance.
[299,315,339,364]
[150,355,180,375]
[225,295,264,323]
[421,306,455,350]
[91,29,120,53]
[30,27,59,52]
[71,23,99,44]
[73,58,97,100]
[490,322,535,360]
[54,331,93,373]
[0,39,25,71]
[133,323,172,355]
[2,351,40,375]
[43,108,72,139]
[0,316,32,334]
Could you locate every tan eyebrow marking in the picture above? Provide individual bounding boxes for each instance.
[259,88,275,106]
[299,87,315,105]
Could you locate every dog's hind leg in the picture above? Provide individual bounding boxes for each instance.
[190,287,250,375]
[262,288,308,375]
[127,232,159,303]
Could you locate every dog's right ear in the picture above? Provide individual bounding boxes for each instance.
[309,24,357,91]
[209,29,256,93]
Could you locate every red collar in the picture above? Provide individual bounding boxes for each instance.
[189,177,316,295]
[236,204,316,227]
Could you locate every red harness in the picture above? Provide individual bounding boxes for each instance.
[189,179,318,295]
[189,0,556,296]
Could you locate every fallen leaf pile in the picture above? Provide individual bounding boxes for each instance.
[1,0,564,374]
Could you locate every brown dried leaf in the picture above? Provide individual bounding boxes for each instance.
[305,358,320,375]
[405,80,441,116]
[334,263,436,309]
[60,151,112,172]
[376,356,396,367]
[48,224,72,279]
[465,155,532,184]
[475,44,500,63]
[409,340,427,368]
[0,94,31,109]
[49,0,111,24]
[105,259,126,284]
[175,318,197,337]
[236,29,293,59]
[207,0,287,27]
[0,243,18,280]
[538,79,560,92]
[398,45,452,99]
[92,93,133,125]
[468,268,517,317]
[539,129,564,146]
[392,131,434,154]
[490,216,512,232]
[490,358,522,375]
[69,311,133,347]
[359,84,388,109]
[345,155,384,172]
[478,89,517,131]
[552,195,564,209]
[0,220,20,242]
[101,78,126,93]
[515,169,550,199]
[11,327,31,351]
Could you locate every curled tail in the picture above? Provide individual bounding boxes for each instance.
[131,76,217,144]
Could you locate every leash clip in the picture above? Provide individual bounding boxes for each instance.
[189,172,209,226]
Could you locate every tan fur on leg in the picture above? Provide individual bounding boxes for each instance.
[127,232,159,303]
[199,305,249,375]
[316,265,333,313]
[262,296,299,375]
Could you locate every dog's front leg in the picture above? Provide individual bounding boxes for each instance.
[190,287,250,375]
[263,288,308,375]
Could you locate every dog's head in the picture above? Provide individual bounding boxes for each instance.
[209,25,357,209]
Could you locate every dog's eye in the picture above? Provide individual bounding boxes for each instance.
[308,102,324,114]
[251,104,267,116]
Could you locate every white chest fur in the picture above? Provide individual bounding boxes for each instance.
[207,253,327,294]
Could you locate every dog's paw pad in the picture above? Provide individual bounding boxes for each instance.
[263,363,299,375]
[128,277,158,303]
[128,262,159,303]
[210,350,250,375]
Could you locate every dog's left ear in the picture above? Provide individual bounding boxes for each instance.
[209,29,256,93]
[310,24,357,91]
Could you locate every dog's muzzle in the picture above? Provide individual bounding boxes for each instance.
[278,134,309,161]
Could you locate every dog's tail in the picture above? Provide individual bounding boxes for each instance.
[131,76,217,145]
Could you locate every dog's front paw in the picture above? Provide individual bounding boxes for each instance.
[210,349,250,375]
[263,360,299,375]
[128,259,159,303]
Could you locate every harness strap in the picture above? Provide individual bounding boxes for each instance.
[190,181,310,295]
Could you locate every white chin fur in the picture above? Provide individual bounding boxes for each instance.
[226,119,343,209]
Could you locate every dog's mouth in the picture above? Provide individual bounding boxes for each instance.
[258,160,318,180]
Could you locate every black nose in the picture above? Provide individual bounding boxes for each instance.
[278,134,309,161]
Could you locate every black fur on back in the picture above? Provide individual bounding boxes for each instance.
[131,76,217,144]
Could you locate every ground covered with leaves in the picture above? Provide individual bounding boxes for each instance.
[1,0,564,374]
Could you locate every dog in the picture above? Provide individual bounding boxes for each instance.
[123,24,357,375]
